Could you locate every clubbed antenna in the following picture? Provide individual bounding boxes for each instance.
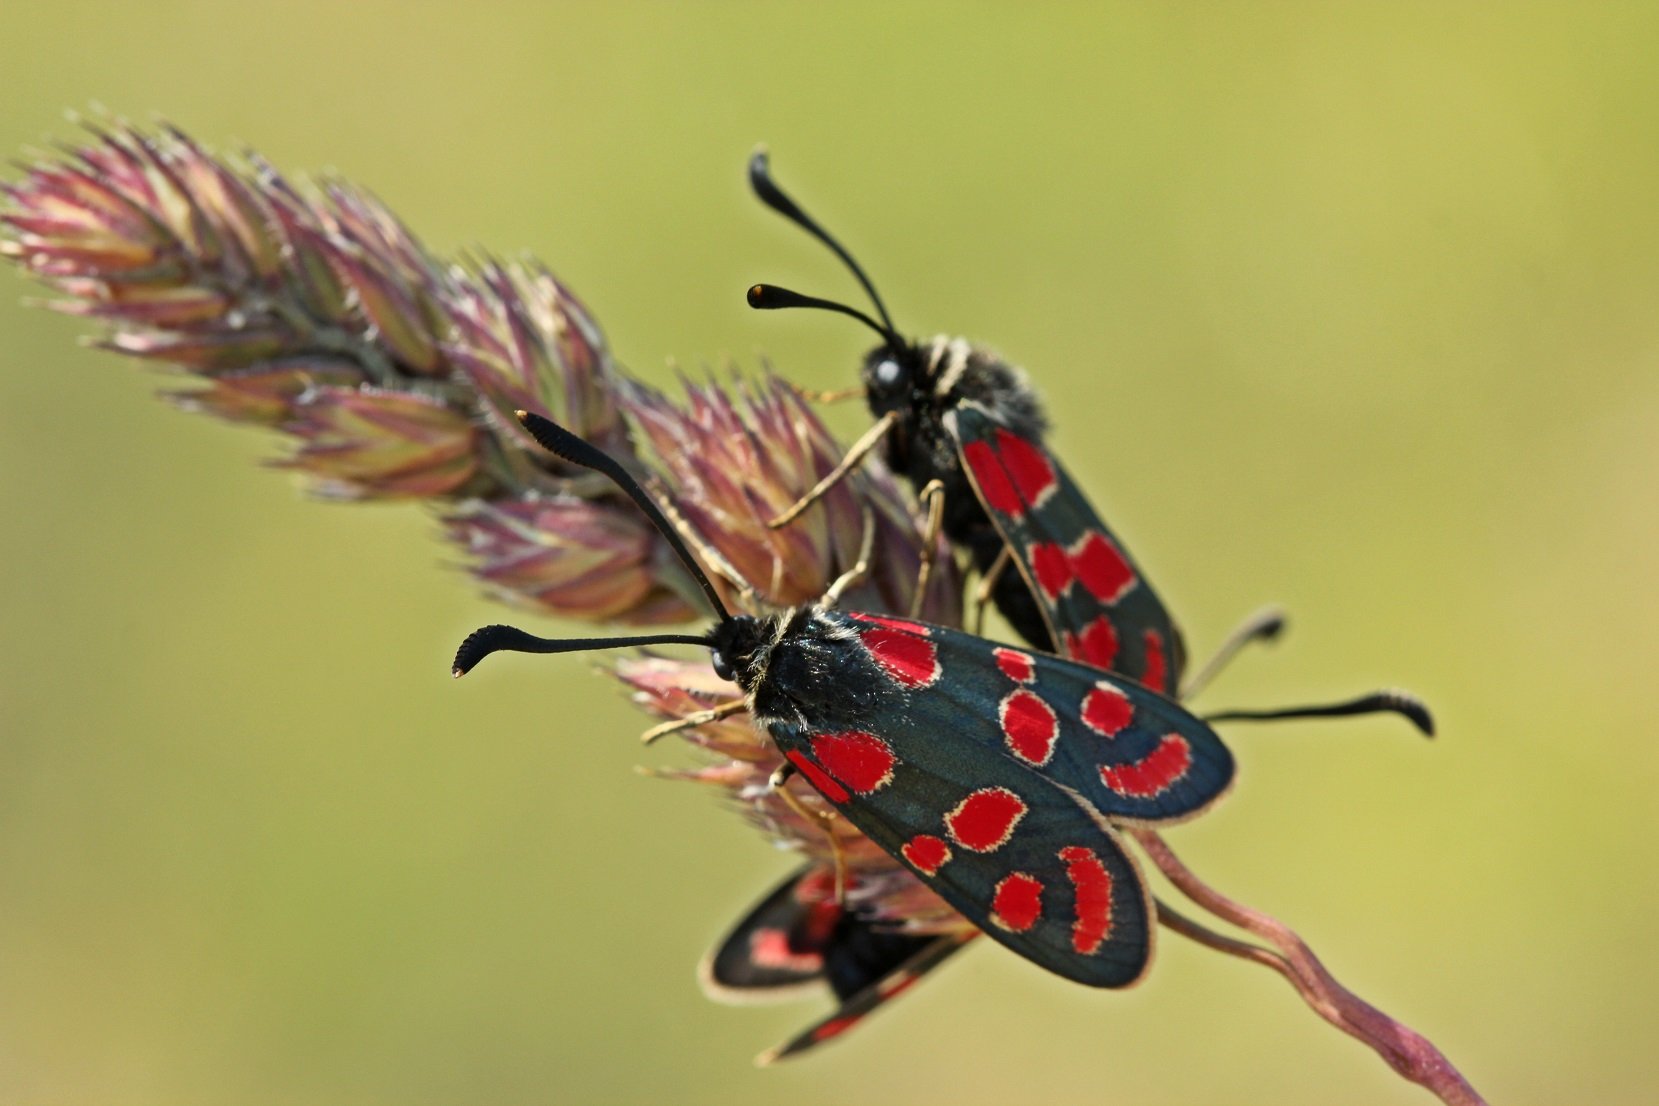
[747,149,903,348]
[747,283,895,347]
[514,410,734,623]
[453,625,709,677]
[1206,689,1435,738]
[451,412,743,677]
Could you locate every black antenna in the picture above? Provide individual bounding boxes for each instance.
[515,410,733,622]
[747,148,902,344]
[1206,690,1435,738]
[453,625,710,678]
[747,283,895,346]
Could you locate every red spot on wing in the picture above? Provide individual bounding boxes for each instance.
[1030,541,1075,600]
[787,873,843,946]
[810,731,897,795]
[748,928,826,973]
[848,612,931,636]
[999,689,1058,766]
[945,787,1028,852]
[794,867,836,902]
[1063,617,1120,670]
[1058,846,1114,954]
[902,834,952,875]
[811,1014,863,1042]
[994,647,1035,684]
[1100,734,1193,798]
[994,428,1058,508]
[963,439,1023,516]
[1081,683,1134,737]
[786,750,848,804]
[990,872,1044,932]
[1071,531,1136,604]
[1141,630,1169,693]
[858,625,941,688]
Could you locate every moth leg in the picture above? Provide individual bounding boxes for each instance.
[1181,605,1287,699]
[795,384,866,404]
[653,493,760,609]
[908,479,947,619]
[768,410,899,529]
[769,761,848,905]
[971,544,1013,637]
[639,699,748,745]
[821,506,876,608]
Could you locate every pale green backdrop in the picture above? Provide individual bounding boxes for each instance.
[3,4,1656,1104]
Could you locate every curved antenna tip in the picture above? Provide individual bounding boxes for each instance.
[1392,692,1436,738]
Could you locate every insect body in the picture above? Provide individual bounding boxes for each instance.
[746,152,1183,693]
[707,603,1230,988]
[454,411,1234,992]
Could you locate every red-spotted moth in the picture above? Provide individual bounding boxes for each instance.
[454,412,1237,1002]
[745,150,1181,694]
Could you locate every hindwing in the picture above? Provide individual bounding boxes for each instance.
[701,863,957,1005]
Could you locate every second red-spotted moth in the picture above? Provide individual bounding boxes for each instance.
[455,410,1238,991]
[745,150,1181,693]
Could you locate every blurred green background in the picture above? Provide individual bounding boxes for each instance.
[4,4,1657,1104]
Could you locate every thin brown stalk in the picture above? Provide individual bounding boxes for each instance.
[1138,830,1487,1106]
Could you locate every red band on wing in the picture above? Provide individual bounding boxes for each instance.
[1058,845,1114,954]
[848,612,931,636]
[1099,734,1193,798]
[811,1014,862,1043]
[786,750,848,803]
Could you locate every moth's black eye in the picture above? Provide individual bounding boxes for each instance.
[711,649,736,682]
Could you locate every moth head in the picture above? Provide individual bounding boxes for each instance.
[859,341,923,413]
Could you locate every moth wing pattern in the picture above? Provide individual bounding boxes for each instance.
[756,930,974,1063]
[840,613,1234,825]
[773,705,1158,988]
[945,403,1186,694]
[700,863,956,1005]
